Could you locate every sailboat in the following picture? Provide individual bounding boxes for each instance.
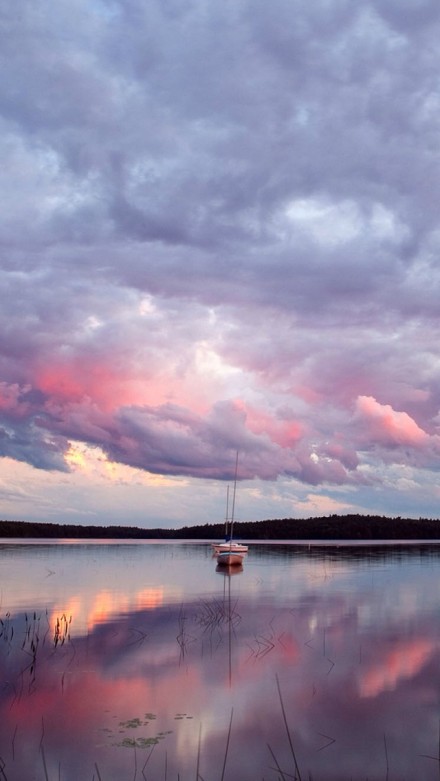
[216,454,247,567]
[211,484,249,555]
[216,547,246,566]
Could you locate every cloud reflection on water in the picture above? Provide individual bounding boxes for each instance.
[1,542,440,779]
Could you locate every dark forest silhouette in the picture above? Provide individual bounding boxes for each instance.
[1,514,440,540]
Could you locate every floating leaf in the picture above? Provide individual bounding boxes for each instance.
[119,717,142,729]
[137,737,160,747]
[118,736,160,749]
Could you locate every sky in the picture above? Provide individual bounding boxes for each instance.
[1,0,440,529]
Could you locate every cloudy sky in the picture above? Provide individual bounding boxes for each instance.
[1,0,440,529]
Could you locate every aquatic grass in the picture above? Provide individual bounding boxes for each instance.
[220,709,234,781]
[316,733,335,752]
[383,733,389,780]
[20,612,43,691]
[196,723,202,781]
[198,596,241,629]
[94,762,103,781]
[0,613,13,650]
[141,742,157,779]
[11,726,17,761]
[245,612,298,664]
[40,743,49,781]
[418,717,440,774]
[0,756,8,781]
[126,627,148,647]
[176,604,196,660]
[266,742,290,781]
[0,610,69,699]
[250,633,276,660]
[276,674,302,781]
[53,614,71,648]
[42,609,51,648]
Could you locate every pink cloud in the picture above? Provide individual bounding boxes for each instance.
[34,358,153,412]
[234,399,303,448]
[355,395,429,448]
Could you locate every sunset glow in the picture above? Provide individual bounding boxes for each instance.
[2,1,440,527]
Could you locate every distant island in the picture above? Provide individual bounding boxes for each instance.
[1,514,440,540]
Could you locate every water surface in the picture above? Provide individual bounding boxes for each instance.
[1,539,440,780]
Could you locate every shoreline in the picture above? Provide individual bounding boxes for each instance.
[1,513,440,541]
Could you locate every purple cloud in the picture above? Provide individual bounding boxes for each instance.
[1,0,440,523]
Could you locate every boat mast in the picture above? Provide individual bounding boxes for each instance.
[230,451,239,537]
[225,484,230,540]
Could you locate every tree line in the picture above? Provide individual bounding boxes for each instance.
[0,514,440,540]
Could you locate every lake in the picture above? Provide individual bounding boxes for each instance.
[1,539,440,780]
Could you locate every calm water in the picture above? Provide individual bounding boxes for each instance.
[1,539,440,780]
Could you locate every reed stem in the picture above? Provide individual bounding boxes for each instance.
[276,675,302,781]
[220,709,233,781]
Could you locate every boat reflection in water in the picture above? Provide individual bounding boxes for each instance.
[1,540,440,780]
[216,563,243,688]
[215,563,243,575]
